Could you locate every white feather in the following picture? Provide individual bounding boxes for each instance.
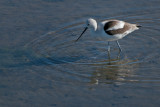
[107,21,125,31]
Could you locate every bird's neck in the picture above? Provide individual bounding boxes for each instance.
[90,23,97,32]
[90,26,99,36]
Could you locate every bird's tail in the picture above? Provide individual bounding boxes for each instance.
[136,24,142,28]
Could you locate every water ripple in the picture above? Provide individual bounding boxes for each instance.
[25,9,160,85]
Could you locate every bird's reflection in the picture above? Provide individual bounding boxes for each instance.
[90,57,139,85]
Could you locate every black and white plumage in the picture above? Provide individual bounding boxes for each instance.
[76,18,141,58]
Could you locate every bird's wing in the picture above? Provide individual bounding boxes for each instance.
[104,21,132,35]
[103,20,125,31]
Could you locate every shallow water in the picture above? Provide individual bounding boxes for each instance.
[0,0,160,107]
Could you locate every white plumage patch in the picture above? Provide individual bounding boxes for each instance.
[107,21,125,31]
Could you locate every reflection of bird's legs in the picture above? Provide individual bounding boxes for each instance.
[107,42,111,62]
[116,40,122,59]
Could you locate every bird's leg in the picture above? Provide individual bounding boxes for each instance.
[116,40,122,59]
[107,42,111,62]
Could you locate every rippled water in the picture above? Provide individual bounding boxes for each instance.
[1,0,160,107]
[25,10,160,85]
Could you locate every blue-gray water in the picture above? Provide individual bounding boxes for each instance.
[0,0,160,107]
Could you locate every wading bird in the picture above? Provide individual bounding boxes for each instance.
[76,18,141,59]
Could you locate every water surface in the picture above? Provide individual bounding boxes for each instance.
[0,0,160,107]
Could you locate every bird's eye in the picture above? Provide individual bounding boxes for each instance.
[87,24,90,26]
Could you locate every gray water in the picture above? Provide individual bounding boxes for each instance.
[0,0,160,107]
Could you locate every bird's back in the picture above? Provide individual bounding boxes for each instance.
[102,20,138,35]
[98,20,139,41]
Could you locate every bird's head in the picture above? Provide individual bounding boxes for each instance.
[76,18,97,42]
